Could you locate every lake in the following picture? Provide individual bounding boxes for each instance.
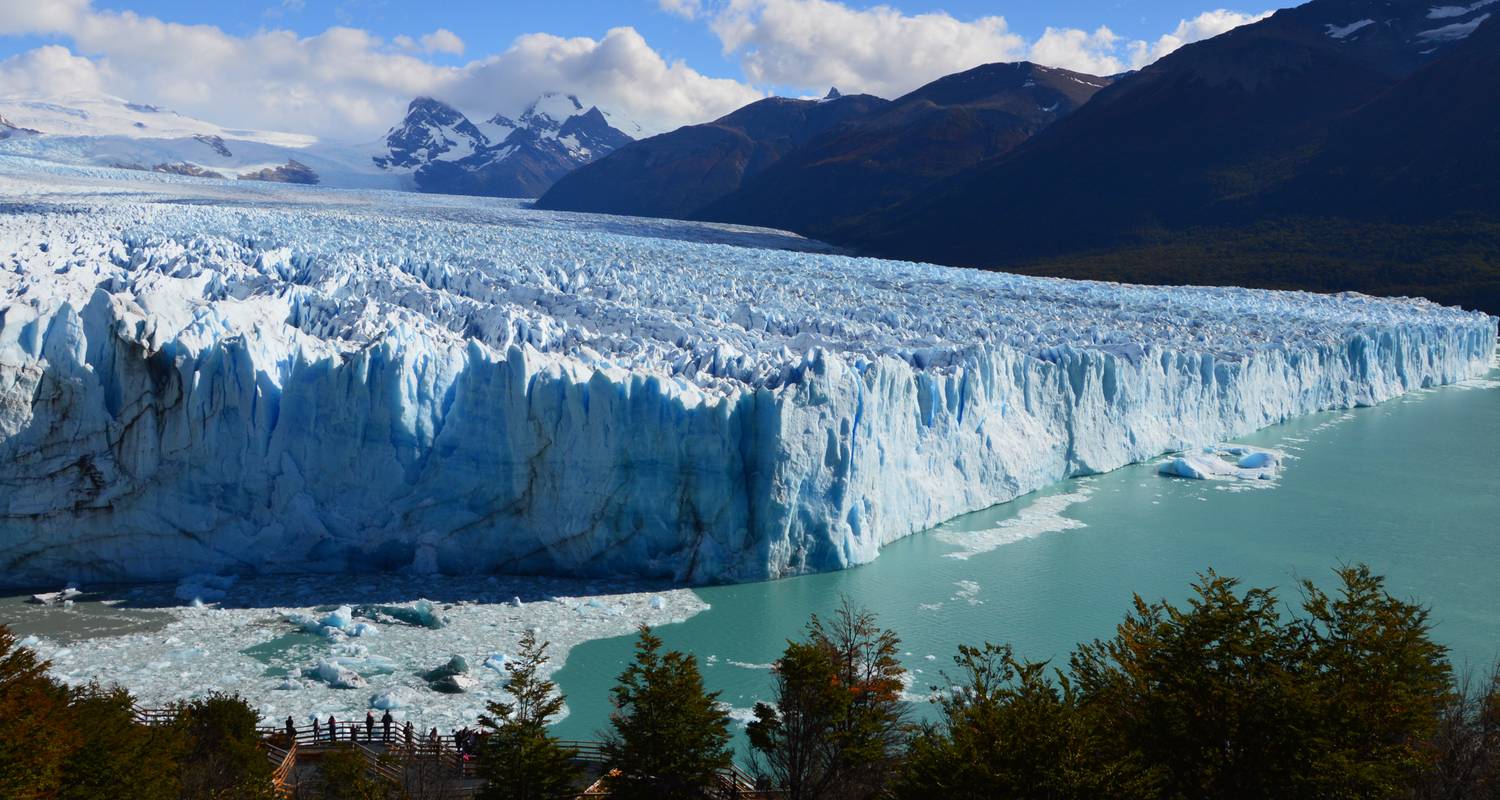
[550,363,1500,744]
[5,364,1496,749]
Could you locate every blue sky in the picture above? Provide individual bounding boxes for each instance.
[3,1,1278,68]
[0,0,1286,138]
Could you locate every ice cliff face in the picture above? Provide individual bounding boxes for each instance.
[0,158,1494,589]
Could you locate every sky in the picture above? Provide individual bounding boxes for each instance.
[0,0,1289,140]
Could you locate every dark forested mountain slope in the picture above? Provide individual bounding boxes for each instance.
[535,91,889,219]
[856,0,1483,266]
[850,0,1500,313]
[693,62,1110,240]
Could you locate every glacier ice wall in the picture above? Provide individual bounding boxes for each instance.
[0,159,1495,587]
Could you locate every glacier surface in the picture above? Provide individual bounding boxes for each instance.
[0,157,1494,587]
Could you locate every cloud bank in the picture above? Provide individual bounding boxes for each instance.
[0,0,760,139]
[0,0,1271,141]
[703,0,1272,97]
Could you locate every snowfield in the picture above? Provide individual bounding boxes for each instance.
[0,156,1494,587]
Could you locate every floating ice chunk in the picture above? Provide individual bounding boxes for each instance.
[311,659,366,690]
[356,600,448,629]
[369,688,417,710]
[482,654,509,673]
[174,574,237,605]
[30,588,82,605]
[1237,451,1278,469]
[284,608,362,639]
[649,595,666,610]
[17,635,41,649]
[430,674,480,694]
[1159,455,1234,480]
[320,606,353,629]
[422,654,475,693]
[1160,445,1282,483]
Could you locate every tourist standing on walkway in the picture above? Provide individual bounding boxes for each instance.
[381,710,393,742]
[285,716,296,742]
[328,715,338,743]
[365,711,374,741]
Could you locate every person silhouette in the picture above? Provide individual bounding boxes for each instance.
[328,715,338,743]
[381,710,393,742]
[364,711,374,741]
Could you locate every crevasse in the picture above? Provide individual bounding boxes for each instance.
[0,161,1494,588]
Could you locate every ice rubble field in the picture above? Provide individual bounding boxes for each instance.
[0,156,1495,588]
[12,574,706,732]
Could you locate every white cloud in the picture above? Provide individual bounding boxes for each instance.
[0,45,108,97]
[1128,9,1274,67]
[421,28,465,56]
[0,0,758,139]
[0,0,1274,141]
[704,1,1272,97]
[710,0,1026,97]
[1029,25,1126,75]
[393,28,464,55]
[451,28,762,135]
[659,0,704,20]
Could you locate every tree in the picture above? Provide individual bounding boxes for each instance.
[804,598,909,799]
[0,625,74,800]
[478,629,581,800]
[60,684,182,800]
[895,644,1131,800]
[747,640,847,799]
[601,626,732,800]
[1417,664,1500,799]
[171,692,275,800]
[1064,565,1458,799]
[306,747,394,800]
[1068,569,1311,798]
[1296,564,1455,796]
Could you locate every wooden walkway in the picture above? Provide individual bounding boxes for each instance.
[132,706,779,798]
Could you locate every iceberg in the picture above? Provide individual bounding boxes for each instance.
[0,157,1495,587]
[1159,445,1282,482]
[311,659,367,690]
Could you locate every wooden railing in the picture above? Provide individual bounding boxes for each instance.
[131,704,178,727]
[137,707,780,798]
[266,741,298,799]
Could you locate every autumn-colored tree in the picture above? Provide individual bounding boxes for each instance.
[0,625,74,800]
[747,640,847,799]
[749,600,909,799]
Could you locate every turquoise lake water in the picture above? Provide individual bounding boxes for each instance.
[551,366,1500,744]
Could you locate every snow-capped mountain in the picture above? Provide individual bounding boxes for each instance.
[0,92,401,189]
[0,92,315,147]
[371,96,487,170]
[373,93,637,198]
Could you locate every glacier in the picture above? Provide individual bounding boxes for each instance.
[0,156,1495,588]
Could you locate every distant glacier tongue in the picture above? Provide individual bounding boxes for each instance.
[0,159,1495,588]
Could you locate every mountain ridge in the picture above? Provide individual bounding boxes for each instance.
[373,93,636,198]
